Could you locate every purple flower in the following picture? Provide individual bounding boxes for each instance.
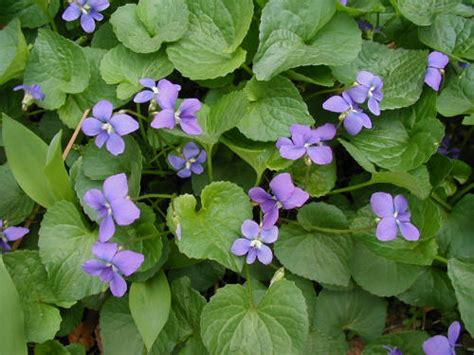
[249,173,309,228]
[13,84,45,110]
[150,79,203,135]
[349,71,384,116]
[82,242,144,297]
[62,0,110,33]
[423,321,461,355]
[370,192,420,242]
[133,78,172,104]
[0,220,29,251]
[168,142,207,178]
[438,136,460,159]
[424,51,449,92]
[83,173,140,242]
[340,0,348,4]
[322,91,372,135]
[82,100,139,156]
[383,346,402,355]
[276,123,336,165]
[231,220,278,265]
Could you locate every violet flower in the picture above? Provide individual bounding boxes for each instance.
[0,220,28,251]
[276,123,336,165]
[133,78,179,105]
[168,142,206,178]
[438,136,460,159]
[82,100,139,156]
[62,0,110,33]
[349,71,384,115]
[83,173,140,242]
[322,91,372,135]
[423,321,461,355]
[383,346,402,355]
[249,173,309,228]
[231,220,278,265]
[340,0,348,4]
[370,192,420,242]
[83,242,144,297]
[13,84,45,110]
[424,51,449,92]
[150,79,202,135]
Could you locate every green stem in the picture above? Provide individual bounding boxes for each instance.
[305,86,345,100]
[142,170,172,176]
[255,172,263,187]
[135,193,175,201]
[241,64,253,76]
[450,182,474,205]
[431,193,453,212]
[433,255,448,265]
[25,109,46,116]
[304,161,311,189]
[206,144,214,182]
[327,180,374,195]
[244,264,254,307]
[135,103,148,145]
[121,109,149,123]
[49,18,59,33]
[280,218,376,234]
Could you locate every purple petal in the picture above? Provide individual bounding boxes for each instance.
[103,173,128,202]
[82,260,107,276]
[109,273,127,297]
[183,142,200,160]
[448,321,461,346]
[179,118,203,135]
[151,109,175,130]
[256,245,273,265]
[93,100,113,121]
[179,99,201,119]
[322,95,349,113]
[100,267,114,282]
[356,71,375,87]
[99,215,115,242]
[82,117,103,137]
[398,222,420,241]
[278,144,306,160]
[168,155,186,170]
[3,227,29,241]
[133,90,154,103]
[246,248,257,264]
[376,217,398,241]
[110,114,139,136]
[30,84,45,100]
[343,112,364,136]
[424,67,443,91]
[139,78,156,88]
[62,4,81,21]
[90,10,104,21]
[106,133,125,156]
[112,250,144,276]
[359,111,372,129]
[248,187,272,204]
[157,79,180,110]
[262,207,279,229]
[370,192,394,218]
[307,145,333,165]
[13,85,26,92]
[270,173,294,203]
[92,242,118,262]
[196,150,207,163]
[281,187,309,209]
[177,168,192,178]
[313,123,336,141]
[368,97,381,116]
[241,220,260,239]
[0,220,3,228]
[397,211,411,223]
[348,85,369,104]
[0,240,11,251]
[80,13,96,33]
[423,336,452,355]
[111,199,140,226]
[276,137,293,149]
[95,132,109,148]
[89,0,110,11]
[83,189,106,211]
[231,238,251,256]
[428,51,449,69]
[260,226,278,244]
[393,195,409,214]
[190,163,204,174]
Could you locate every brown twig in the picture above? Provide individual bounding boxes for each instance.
[63,109,90,160]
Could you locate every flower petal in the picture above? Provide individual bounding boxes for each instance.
[82,260,107,276]
[93,100,113,121]
[111,199,140,226]
[139,78,156,88]
[190,163,204,174]
[278,144,306,160]
[343,112,364,136]
[256,245,273,265]
[248,187,272,204]
[151,109,175,130]
[422,336,452,355]
[313,123,336,141]
[179,118,203,135]
[428,51,449,69]
[376,217,397,241]
[282,187,309,209]
[95,132,108,148]
[246,248,257,264]
[394,194,409,214]
[62,4,81,21]
[367,97,381,116]
[109,273,127,297]
[112,250,144,276]
[157,79,180,110]
[177,168,192,178]
[348,85,369,104]
[89,0,110,11]
[183,142,200,160]
[270,173,294,202]
[241,219,259,239]
[262,207,279,229]
[92,242,118,262]
[82,117,103,137]
[103,173,128,201]
[99,215,115,242]
[322,95,349,113]
[231,238,251,256]
[179,98,201,119]
[448,321,461,346]
[196,150,207,164]
[399,222,420,241]
[133,90,154,103]
[276,137,292,149]
[424,67,443,91]
[260,226,278,244]
[307,145,333,165]
[83,189,106,211]
[106,133,125,156]
[3,227,29,241]
[370,192,394,218]
[356,71,375,87]
[80,13,96,33]
[110,114,139,136]
[168,155,186,170]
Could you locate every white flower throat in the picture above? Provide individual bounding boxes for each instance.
[250,239,263,249]
[102,122,114,135]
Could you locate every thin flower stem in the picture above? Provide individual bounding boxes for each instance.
[280,218,375,234]
[450,182,474,205]
[305,86,345,100]
[304,162,311,189]
[49,18,59,33]
[327,180,374,195]
[431,193,453,212]
[206,144,214,182]
[25,109,46,116]
[241,64,253,76]
[121,109,149,123]
[433,255,449,265]
[244,264,254,307]
[135,193,175,201]
[63,109,90,160]
[142,170,172,176]
[255,172,263,187]
[135,103,149,146]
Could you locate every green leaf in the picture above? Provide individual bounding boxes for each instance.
[166,0,253,80]
[35,340,85,355]
[463,113,474,125]
[288,160,336,197]
[39,201,104,303]
[0,0,60,29]
[0,164,34,224]
[397,267,457,310]
[313,288,386,340]
[338,139,376,173]
[3,115,56,208]
[437,64,474,117]
[332,41,427,110]
[351,198,440,265]
[3,251,61,343]
[0,257,27,355]
[302,329,348,355]
[201,280,309,354]
[0,19,28,85]
[351,242,424,297]
[130,271,171,351]
[437,194,474,259]
[362,331,429,355]
[23,29,91,110]
[58,47,126,128]
[167,182,252,272]
[419,14,474,60]
[398,0,461,26]
[338,0,385,16]
[237,76,313,142]
[274,203,353,286]
[111,0,189,54]
[348,91,444,171]
[100,44,173,100]
[253,0,361,81]
[448,259,474,336]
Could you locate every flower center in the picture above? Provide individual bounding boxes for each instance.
[152,86,159,94]
[368,85,375,97]
[185,158,197,170]
[250,239,263,249]
[104,202,113,216]
[101,123,114,135]
[80,2,91,14]
[174,110,181,123]
[276,201,283,209]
